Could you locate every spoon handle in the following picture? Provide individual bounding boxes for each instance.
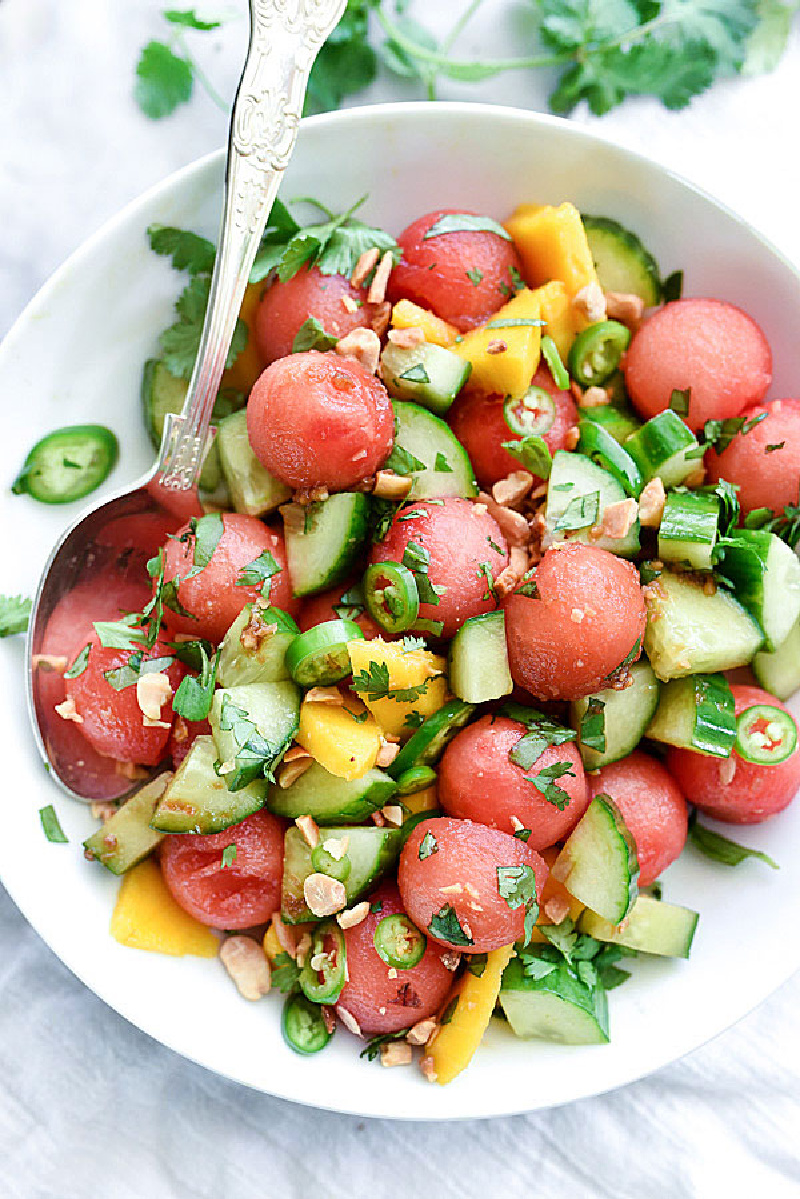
[158,0,346,491]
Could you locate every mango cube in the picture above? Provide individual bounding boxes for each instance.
[426,944,515,1085]
[504,202,598,297]
[221,281,265,394]
[531,280,578,363]
[391,299,459,348]
[348,638,448,741]
[110,858,218,958]
[453,288,542,400]
[296,696,381,781]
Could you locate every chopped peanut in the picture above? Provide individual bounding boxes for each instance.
[341,294,360,314]
[136,672,172,728]
[295,815,320,848]
[335,327,381,375]
[380,1041,413,1067]
[486,339,508,355]
[572,281,607,323]
[55,696,83,724]
[367,250,394,305]
[336,901,370,930]
[579,386,609,408]
[373,470,413,501]
[336,1005,363,1036]
[440,951,461,971]
[304,872,347,917]
[564,425,580,451]
[276,754,314,789]
[240,603,278,651]
[381,804,404,827]
[376,738,400,768]
[596,498,638,541]
[406,1017,438,1047]
[477,491,530,547]
[32,654,69,673]
[494,545,529,599]
[605,290,645,330]
[638,477,666,528]
[220,936,272,1001]
[720,757,737,786]
[321,835,349,861]
[370,301,392,339]
[351,246,379,289]
[304,686,345,706]
[388,326,425,348]
[491,471,534,509]
[420,1055,438,1083]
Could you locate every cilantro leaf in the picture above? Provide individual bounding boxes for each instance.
[403,710,425,730]
[502,435,553,478]
[217,692,294,791]
[428,904,474,947]
[190,512,224,570]
[291,316,339,354]
[0,594,32,637]
[104,653,174,692]
[400,363,431,384]
[63,643,92,680]
[147,224,215,275]
[304,0,378,116]
[134,40,193,119]
[477,562,497,602]
[744,502,800,550]
[661,269,684,301]
[39,804,68,844]
[688,812,778,869]
[359,1030,407,1061]
[579,698,606,754]
[418,830,438,860]
[702,412,767,454]
[163,9,222,31]
[434,451,454,473]
[384,444,426,476]
[160,275,247,379]
[466,953,488,978]
[504,704,576,769]
[401,541,443,607]
[172,643,220,722]
[528,761,575,810]
[236,550,280,594]
[497,864,539,942]
[272,951,301,994]
[351,659,436,704]
[221,843,237,869]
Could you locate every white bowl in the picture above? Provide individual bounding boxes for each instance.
[1,102,799,1120]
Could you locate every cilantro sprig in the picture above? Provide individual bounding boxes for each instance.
[497,864,539,942]
[351,659,437,704]
[0,594,32,637]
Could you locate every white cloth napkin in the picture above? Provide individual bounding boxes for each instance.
[1,3,799,1196]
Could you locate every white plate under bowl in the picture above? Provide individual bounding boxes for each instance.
[1,103,799,1121]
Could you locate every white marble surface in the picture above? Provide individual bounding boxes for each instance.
[1,2,800,1196]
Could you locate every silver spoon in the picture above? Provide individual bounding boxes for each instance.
[26,0,346,803]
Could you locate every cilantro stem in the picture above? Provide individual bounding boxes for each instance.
[174,31,228,113]
[377,10,573,77]
[441,0,487,54]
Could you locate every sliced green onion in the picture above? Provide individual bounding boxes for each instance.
[568,321,630,387]
[541,334,570,390]
[363,562,420,634]
[577,420,642,498]
[373,914,426,969]
[735,704,797,765]
[282,992,332,1055]
[284,620,364,687]
[298,920,347,1004]
[503,386,556,438]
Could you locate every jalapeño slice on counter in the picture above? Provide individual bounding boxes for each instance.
[12,424,119,504]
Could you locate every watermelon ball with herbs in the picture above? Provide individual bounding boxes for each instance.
[386,209,526,332]
[705,397,800,515]
[297,578,388,642]
[503,543,646,701]
[369,497,509,639]
[399,817,549,953]
[335,881,456,1036]
[438,715,589,851]
[160,513,296,645]
[247,350,394,491]
[448,362,578,489]
[253,265,380,366]
[667,685,800,824]
[588,750,688,887]
[624,298,772,432]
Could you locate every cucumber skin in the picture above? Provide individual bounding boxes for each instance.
[554,794,639,925]
[579,895,699,959]
[645,673,736,758]
[582,215,661,308]
[388,698,477,779]
[83,776,169,874]
[280,825,403,923]
[392,401,478,500]
[151,736,268,835]
[499,956,609,1044]
[753,619,800,701]
[571,660,660,770]
[267,762,397,824]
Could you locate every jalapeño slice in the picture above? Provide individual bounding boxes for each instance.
[298,920,348,1004]
[363,561,420,634]
[12,424,119,504]
[503,386,556,438]
[282,992,332,1055]
[284,620,364,687]
[735,704,797,765]
[568,321,631,388]
[373,914,427,970]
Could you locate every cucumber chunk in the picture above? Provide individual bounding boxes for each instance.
[448,611,513,703]
[268,761,397,824]
[643,567,764,681]
[624,410,701,489]
[499,954,609,1044]
[391,401,477,500]
[582,215,661,307]
[570,660,660,770]
[578,895,699,959]
[283,493,370,597]
[387,698,477,779]
[552,795,639,924]
[380,342,471,416]
[141,358,232,493]
[210,681,300,791]
[658,490,720,571]
[216,409,291,516]
[83,773,170,874]
[716,530,800,652]
[645,672,736,757]
[217,603,298,688]
[151,735,268,834]
[281,825,402,923]
[545,450,640,557]
[752,618,800,700]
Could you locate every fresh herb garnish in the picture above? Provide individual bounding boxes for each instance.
[64,643,92,680]
[304,0,379,116]
[609,637,641,678]
[172,642,221,721]
[272,951,302,994]
[554,490,600,532]
[236,550,280,596]
[434,452,454,473]
[697,478,741,536]
[221,843,237,869]
[399,363,431,384]
[541,334,570,389]
[477,561,497,602]
[291,315,339,354]
[743,502,800,550]
[147,224,216,275]
[159,273,247,380]
[513,827,532,842]
[439,995,459,1025]
[466,953,487,978]
[0,594,32,637]
[404,710,425,730]
[502,434,553,478]
[217,692,294,790]
[402,541,443,606]
[766,442,785,453]
[497,864,539,942]
[351,659,436,704]
[39,804,68,844]
[528,761,575,810]
[702,412,768,454]
[418,830,438,859]
[428,904,473,947]
[423,213,511,241]
[384,443,427,477]
[688,811,778,869]
[503,703,576,769]
[661,269,684,302]
[189,512,223,570]
[668,387,691,417]
[104,653,175,691]
[580,698,606,754]
[359,1030,408,1061]
[400,635,426,652]
[515,572,539,599]
[466,267,484,286]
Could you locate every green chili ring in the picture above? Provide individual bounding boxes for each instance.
[373,913,427,970]
[363,562,420,634]
[284,619,364,687]
[282,992,333,1055]
[395,765,437,795]
[568,320,631,388]
[298,920,348,1005]
[735,704,797,765]
[12,424,119,504]
[311,843,352,883]
[503,386,557,438]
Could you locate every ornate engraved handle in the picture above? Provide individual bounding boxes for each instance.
[158,0,347,489]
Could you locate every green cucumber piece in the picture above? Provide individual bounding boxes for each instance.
[570,660,660,771]
[268,761,397,824]
[216,409,291,516]
[752,618,800,700]
[643,568,763,681]
[645,673,736,757]
[577,418,643,497]
[391,400,477,500]
[283,492,370,597]
[281,825,403,923]
[140,358,233,493]
[658,490,720,571]
[210,681,300,791]
[380,342,471,416]
[716,530,800,652]
[217,603,298,688]
[387,698,477,779]
[553,794,639,924]
[83,774,169,873]
[499,954,609,1044]
[578,895,698,959]
[150,735,267,834]
[624,410,702,489]
[545,450,640,557]
[582,215,661,307]
[448,611,513,703]
[580,399,642,445]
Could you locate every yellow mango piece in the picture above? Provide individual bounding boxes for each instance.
[110,858,218,958]
[531,280,578,363]
[452,288,542,401]
[348,638,448,741]
[296,696,381,781]
[504,202,598,297]
[221,282,266,395]
[426,944,515,1086]
[263,921,283,963]
[403,784,438,818]
[390,299,459,347]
